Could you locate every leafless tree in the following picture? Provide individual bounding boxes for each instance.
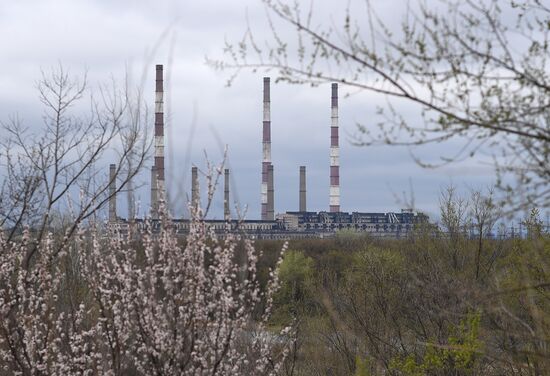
[0,65,149,269]
[115,72,149,221]
[469,187,500,279]
[439,184,469,269]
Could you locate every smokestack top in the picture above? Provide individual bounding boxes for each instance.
[110,163,116,169]
[156,64,163,70]
[155,66,163,93]
[331,83,338,107]
[263,77,270,102]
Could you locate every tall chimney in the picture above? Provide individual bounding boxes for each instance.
[151,166,158,219]
[267,164,274,220]
[299,166,306,212]
[191,166,199,211]
[224,168,230,220]
[109,164,117,221]
[154,64,165,203]
[262,77,272,220]
[330,83,340,213]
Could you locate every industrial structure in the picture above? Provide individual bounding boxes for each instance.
[299,166,306,212]
[330,83,340,213]
[262,77,274,220]
[108,65,429,239]
[149,64,166,220]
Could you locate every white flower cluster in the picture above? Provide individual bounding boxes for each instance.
[0,206,292,375]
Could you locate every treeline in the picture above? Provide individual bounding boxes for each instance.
[254,208,550,375]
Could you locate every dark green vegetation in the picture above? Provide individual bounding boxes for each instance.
[256,211,550,375]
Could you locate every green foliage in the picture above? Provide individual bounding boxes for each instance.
[257,216,550,375]
[523,207,544,239]
[271,250,315,325]
[278,250,315,286]
[389,312,482,375]
[346,247,408,311]
[390,355,425,376]
[317,249,355,279]
[354,356,371,376]
[448,312,482,369]
[334,229,368,250]
[494,211,550,369]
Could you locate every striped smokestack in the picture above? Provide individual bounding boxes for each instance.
[151,166,158,218]
[191,166,199,210]
[299,166,306,212]
[154,64,165,203]
[109,164,117,221]
[261,77,272,220]
[329,83,340,213]
[267,164,274,220]
[224,168,230,220]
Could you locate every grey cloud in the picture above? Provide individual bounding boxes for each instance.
[0,0,497,220]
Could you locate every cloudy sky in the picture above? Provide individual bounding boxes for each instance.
[0,0,497,220]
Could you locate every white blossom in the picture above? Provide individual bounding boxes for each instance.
[0,199,292,375]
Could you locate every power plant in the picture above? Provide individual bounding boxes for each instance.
[108,65,429,239]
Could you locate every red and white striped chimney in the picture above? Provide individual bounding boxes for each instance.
[154,64,165,203]
[261,77,272,220]
[329,83,340,213]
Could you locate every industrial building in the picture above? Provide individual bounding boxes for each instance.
[108,64,429,239]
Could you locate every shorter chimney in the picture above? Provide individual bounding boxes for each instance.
[224,168,230,220]
[109,164,117,221]
[191,167,199,211]
[267,164,274,220]
[299,166,306,212]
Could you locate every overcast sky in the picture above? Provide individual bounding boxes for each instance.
[0,0,497,220]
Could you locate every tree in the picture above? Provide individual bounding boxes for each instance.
[0,208,292,374]
[491,208,550,373]
[0,67,293,374]
[439,184,469,269]
[272,250,315,325]
[469,187,500,279]
[0,65,149,269]
[213,0,550,210]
